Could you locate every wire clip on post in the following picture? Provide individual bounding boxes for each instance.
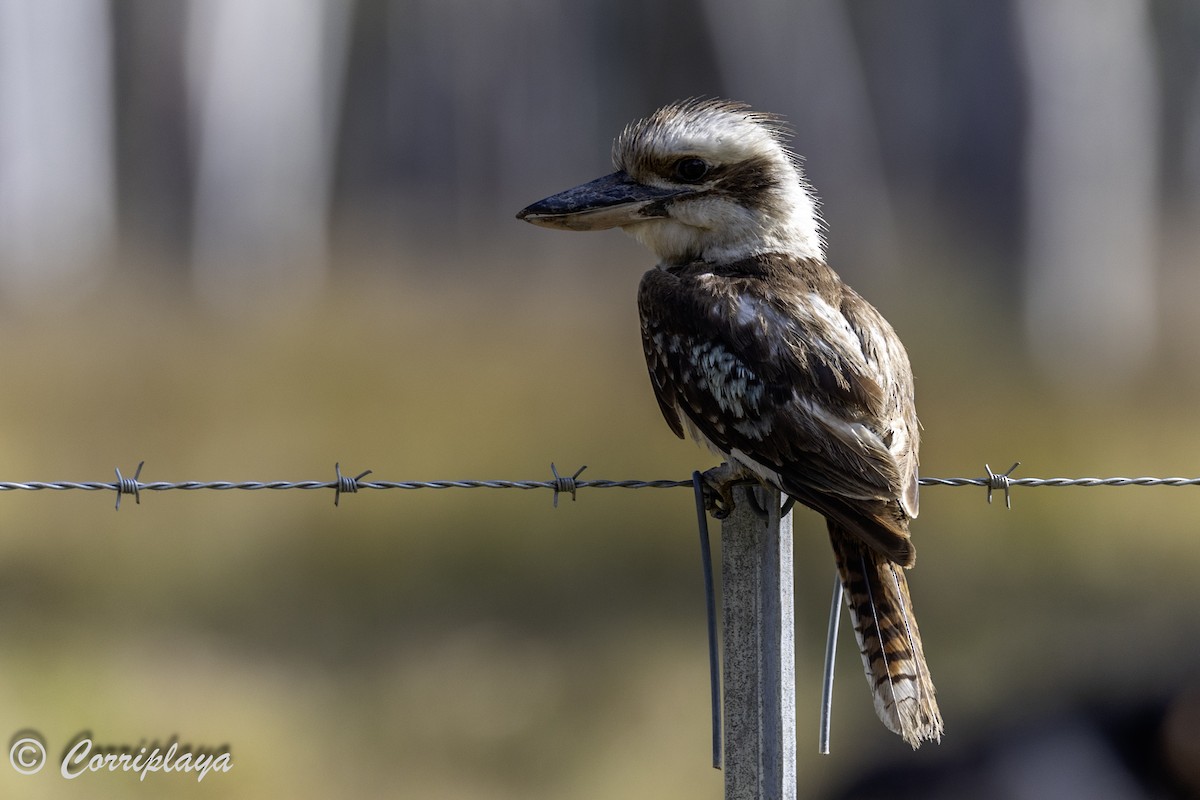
[691,471,722,769]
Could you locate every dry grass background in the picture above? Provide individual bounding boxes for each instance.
[0,243,1198,798]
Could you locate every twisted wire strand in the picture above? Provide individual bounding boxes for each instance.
[3,476,1199,491]
[0,464,1198,508]
[914,476,1200,488]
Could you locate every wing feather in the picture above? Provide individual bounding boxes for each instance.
[638,255,920,564]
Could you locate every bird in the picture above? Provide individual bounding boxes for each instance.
[517,98,942,748]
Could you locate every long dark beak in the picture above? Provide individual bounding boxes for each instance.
[516,171,689,231]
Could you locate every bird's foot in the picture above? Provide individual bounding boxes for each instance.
[699,462,759,519]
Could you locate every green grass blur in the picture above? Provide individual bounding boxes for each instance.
[0,244,1198,798]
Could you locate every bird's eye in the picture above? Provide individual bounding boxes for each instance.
[674,157,710,183]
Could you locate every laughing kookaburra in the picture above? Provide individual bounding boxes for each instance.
[517,98,942,747]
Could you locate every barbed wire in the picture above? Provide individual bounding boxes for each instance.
[0,460,1198,510]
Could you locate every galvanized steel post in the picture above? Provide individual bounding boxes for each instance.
[721,485,797,800]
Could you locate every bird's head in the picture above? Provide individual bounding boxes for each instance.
[517,98,824,265]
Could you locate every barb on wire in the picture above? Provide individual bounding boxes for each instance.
[333,463,373,507]
[550,463,587,508]
[985,462,1021,509]
[1,460,1199,510]
[113,461,144,510]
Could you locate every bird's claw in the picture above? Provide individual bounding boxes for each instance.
[704,483,737,519]
[699,463,754,520]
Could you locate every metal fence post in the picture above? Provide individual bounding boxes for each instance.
[722,485,797,800]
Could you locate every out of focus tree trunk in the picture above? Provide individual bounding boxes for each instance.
[0,0,115,299]
[1016,0,1159,392]
[187,0,353,310]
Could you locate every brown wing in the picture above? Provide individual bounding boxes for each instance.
[638,258,919,565]
[838,282,922,520]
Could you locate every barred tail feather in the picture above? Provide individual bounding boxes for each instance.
[829,523,943,747]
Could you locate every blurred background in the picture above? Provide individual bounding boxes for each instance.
[1,0,1200,797]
